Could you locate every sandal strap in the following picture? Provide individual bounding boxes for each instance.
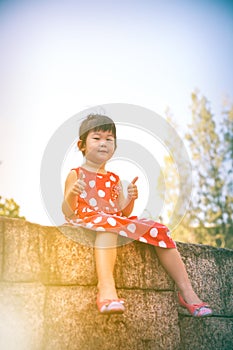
[193,305,212,316]
[100,299,124,306]
[98,299,125,314]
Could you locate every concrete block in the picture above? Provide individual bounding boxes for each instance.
[3,218,43,282]
[115,241,174,290]
[41,226,97,285]
[177,242,233,315]
[179,316,233,350]
[0,282,45,350]
[0,218,232,350]
[43,286,180,350]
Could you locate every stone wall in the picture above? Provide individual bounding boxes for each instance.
[0,217,232,350]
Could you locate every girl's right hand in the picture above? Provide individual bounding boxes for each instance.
[72,169,86,195]
[127,176,138,200]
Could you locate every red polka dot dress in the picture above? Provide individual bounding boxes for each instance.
[65,167,176,248]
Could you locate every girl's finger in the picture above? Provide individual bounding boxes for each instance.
[79,169,84,181]
[131,176,138,185]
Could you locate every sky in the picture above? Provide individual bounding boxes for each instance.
[0,0,233,226]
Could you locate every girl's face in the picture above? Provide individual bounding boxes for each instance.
[80,129,116,165]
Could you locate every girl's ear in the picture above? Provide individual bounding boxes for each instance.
[77,140,85,152]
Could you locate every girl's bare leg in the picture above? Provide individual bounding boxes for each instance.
[155,247,202,304]
[94,232,118,301]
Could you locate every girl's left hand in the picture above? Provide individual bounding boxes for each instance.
[127,177,138,200]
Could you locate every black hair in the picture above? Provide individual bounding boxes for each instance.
[79,114,117,155]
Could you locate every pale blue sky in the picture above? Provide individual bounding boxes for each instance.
[0,0,233,225]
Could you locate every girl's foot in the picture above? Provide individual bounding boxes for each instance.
[96,294,125,314]
[178,292,212,317]
[97,282,125,314]
[179,288,202,305]
[97,283,118,302]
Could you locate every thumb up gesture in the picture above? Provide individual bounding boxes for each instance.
[73,169,86,195]
[127,176,138,200]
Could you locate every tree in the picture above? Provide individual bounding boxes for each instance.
[185,92,233,248]
[158,93,233,249]
[218,103,233,247]
[0,161,25,220]
[0,196,25,219]
[157,110,195,243]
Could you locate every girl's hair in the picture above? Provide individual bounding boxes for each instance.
[79,114,117,155]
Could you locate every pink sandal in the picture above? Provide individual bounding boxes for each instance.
[96,294,125,314]
[178,292,212,317]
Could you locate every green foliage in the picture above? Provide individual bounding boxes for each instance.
[157,109,195,244]
[158,92,233,249]
[0,196,25,220]
[185,92,233,248]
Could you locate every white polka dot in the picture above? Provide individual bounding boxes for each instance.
[139,237,148,243]
[98,190,106,198]
[119,231,128,237]
[110,175,116,182]
[107,217,117,226]
[96,227,105,231]
[80,191,87,198]
[97,175,103,178]
[159,241,167,248]
[86,222,94,228]
[89,198,97,206]
[94,206,99,211]
[87,208,93,212]
[93,217,102,224]
[127,223,136,233]
[82,208,87,212]
[109,199,115,207]
[89,180,95,188]
[167,230,171,237]
[105,181,111,187]
[150,228,158,238]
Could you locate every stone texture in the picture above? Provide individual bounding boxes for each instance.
[42,225,173,289]
[41,226,97,286]
[43,286,180,350]
[0,217,232,350]
[3,218,43,282]
[216,247,233,316]
[38,224,174,289]
[0,282,45,350]
[179,315,233,350]
[115,241,174,290]
[58,225,96,248]
[176,242,233,315]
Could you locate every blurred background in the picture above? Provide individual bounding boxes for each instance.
[0,0,232,248]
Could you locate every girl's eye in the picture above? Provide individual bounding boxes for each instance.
[107,138,114,142]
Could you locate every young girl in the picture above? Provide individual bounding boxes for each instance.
[62,114,212,317]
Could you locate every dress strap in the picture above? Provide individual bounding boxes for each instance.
[71,167,80,177]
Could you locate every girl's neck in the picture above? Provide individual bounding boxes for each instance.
[82,160,107,174]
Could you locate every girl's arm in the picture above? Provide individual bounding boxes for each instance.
[117,177,138,217]
[62,169,86,218]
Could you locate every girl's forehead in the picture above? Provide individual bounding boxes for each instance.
[89,129,114,136]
